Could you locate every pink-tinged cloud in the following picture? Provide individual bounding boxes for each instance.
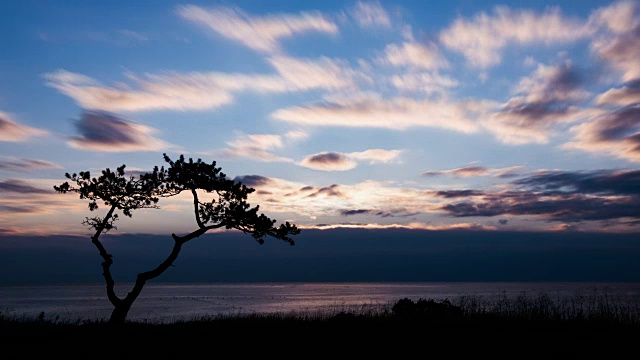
[380,41,448,70]
[0,179,52,194]
[303,222,497,231]
[177,5,338,53]
[422,164,525,178]
[440,169,640,228]
[563,104,640,162]
[300,152,357,171]
[350,1,391,28]
[267,55,364,91]
[596,80,640,105]
[589,0,639,34]
[272,95,496,132]
[0,111,48,142]
[45,57,362,112]
[348,149,402,164]
[589,1,640,82]
[440,6,590,67]
[67,111,177,152]
[223,132,295,163]
[299,148,402,171]
[390,72,458,94]
[44,69,235,112]
[0,157,62,172]
[483,61,589,144]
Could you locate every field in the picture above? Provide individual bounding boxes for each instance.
[2,292,640,358]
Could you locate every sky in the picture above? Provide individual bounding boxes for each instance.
[1,1,640,282]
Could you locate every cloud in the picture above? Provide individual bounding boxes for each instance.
[223,132,294,163]
[596,79,640,106]
[45,56,362,112]
[439,169,640,223]
[380,41,448,70]
[267,55,365,91]
[305,184,345,198]
[512,168,640,195]
[350,1,391,28]
[67,111,176,152]
[233,175,273,188]
[422,164,525,178]
[440,6,589,68]
[430,190,486,198]
[390,72,458,94]
[347,149,403,164]
[563,104,640,162]
[44,69,234,112]
[589,0,640,82]
[483,61,589,144]
[300,152,357,171]
[177,5,338,53]
[0,157,62,172]
[272,94,497,132]
[423,165,490,178]
[0,179,51,194]
[441,191,640,223]
[589,0,640,34]
[0,112,48,142]
[340,209,372,216]
[218,130,310,163]
[304,222,497,231]
[299,149,402,171]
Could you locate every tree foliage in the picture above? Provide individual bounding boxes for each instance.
[54,153,300,323]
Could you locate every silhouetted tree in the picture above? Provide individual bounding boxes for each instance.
[54,154,300,324]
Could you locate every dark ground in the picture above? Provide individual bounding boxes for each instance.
[2,313,639,359]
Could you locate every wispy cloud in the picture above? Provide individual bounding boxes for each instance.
[0,179,52,194]
[563,104,640,162]
[0,157,62,172]
[233,175,273,188]
[303,222,497,231]
[440,6,590,67]
[596,79,640,106]
[67,111,177,152]
[589,0,640,82]
[439,169,640,224]
[267,55,365,91]
[348,149,403,164]
[483,61,589,144]
[389,72,458,95]
[272,94,496,132]
[222,132,295,163]
[0,111,48,142]
[349,1,391,28]
[379,41,448,70]
[422,164,525,178]
[44,56,363,112]
[177,4,338,53]
[512,168,640,195]
[299,152,357,171]
[299,149,402,171]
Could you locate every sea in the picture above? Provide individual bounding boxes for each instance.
[2,282,640,323]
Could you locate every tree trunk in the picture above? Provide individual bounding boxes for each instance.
[109,302,133,324]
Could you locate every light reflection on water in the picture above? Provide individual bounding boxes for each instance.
[1,282,639,323]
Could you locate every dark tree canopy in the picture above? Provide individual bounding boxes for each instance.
[54,153,300,323]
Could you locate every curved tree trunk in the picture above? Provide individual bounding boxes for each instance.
[98,191,226,324]
[105,227,219,324]
[109,303,133,324]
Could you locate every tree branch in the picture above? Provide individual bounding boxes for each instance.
[191,189,204,229]
[90,204,122,307]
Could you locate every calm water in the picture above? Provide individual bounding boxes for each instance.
[1,282,639,323]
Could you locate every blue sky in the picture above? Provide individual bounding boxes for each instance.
[1,0,639,237]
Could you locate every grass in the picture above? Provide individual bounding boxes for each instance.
[2,289,640,358]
